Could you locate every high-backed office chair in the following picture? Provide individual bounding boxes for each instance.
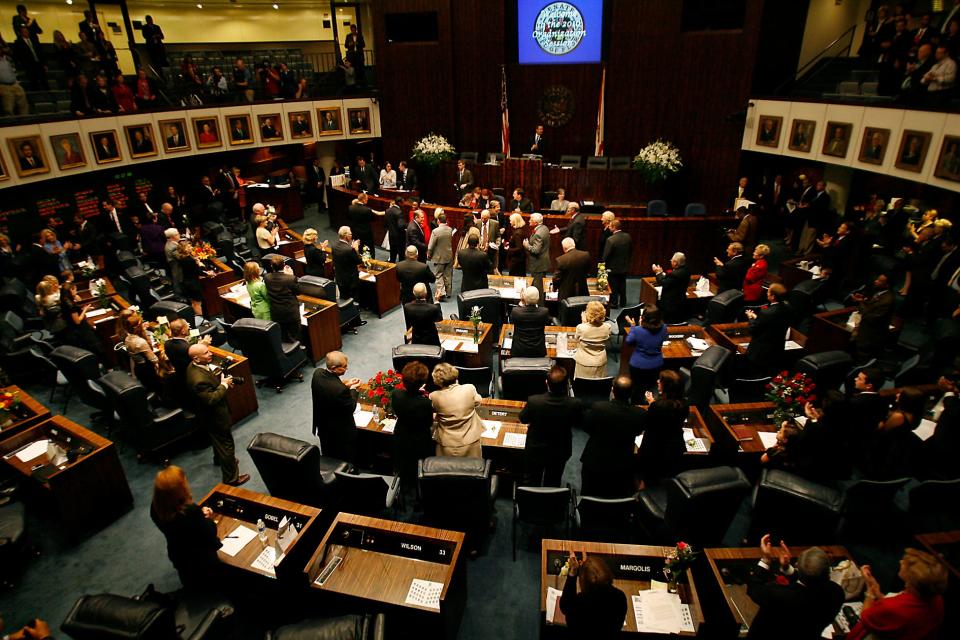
[614,304,644,345]
[796,351,853,393]
[459,151,478,163]
[457,289,502,332]
[456,366,494,397]
[498,357,552,400]
[684,346,732,412]
[542,190,558,208]
[892,353,930,388]
[684,202,707,216]
[419,456,498,554]
[0,310,55,354]
[260,253,293,272]
[98,370,195,458]
[571,376,613,405]
[0,280,41,327]
[575,495,638,543]
[333,470,400,516]
[267,615,385,640]
[0,324,62,390]
[299,275,362,332]
[49,346,108,416]
[586,156,608,170]
[512,485,573,560]
[728,375,772,403]
[115,250,140,270]
[559,155,581,168]
[230,318,306,392]
[559,296,605,327]
[392,344,444,373]
[636,466,750,546]
[122,265,175,308]
[751,469,844,543]
[839,477,911,539]
[907,479,960,533]
[647,199,668,216]
[705,289,743,326]
[145,301,226,346]
[246,432,349,509]
[609,156,631,170]
[787,278,825,319]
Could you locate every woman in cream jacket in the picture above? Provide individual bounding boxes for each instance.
[573,300,611,379]
[429,363,484,457]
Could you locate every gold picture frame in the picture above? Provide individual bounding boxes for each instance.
[49,133,87,170]
[192,116,223,149]
[8,135,49,177]
[124,123,158,159]
[159,118,191,153]
[226,114,254,146]
[90,130,122,164]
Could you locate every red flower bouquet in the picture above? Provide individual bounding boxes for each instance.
[664,541,698,591]
[360,369,405,416]
[765,371,816,422]
[190,241,217,261]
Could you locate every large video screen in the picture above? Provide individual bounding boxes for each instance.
[517,0,604,65]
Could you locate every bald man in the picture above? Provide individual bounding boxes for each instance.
[311,350,361,462]
[186,343,248,486]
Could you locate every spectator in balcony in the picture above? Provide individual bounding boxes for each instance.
[52,30,79,87]
[89,73,118,113]
[69,73,93,116]
[233,57,253,102]
[912,13,940,51]
[12,25,45,89]
[860,4,893,60]
[278,61,296,97]
[112,72,136,113]
[345,23,365,85]
[944,18,960,58]
[134,68,158,110]
[921,45,957,105]
[293,77,309,99]
[338,56,356,92]
[0,41,28,116]
[78,10,104,54]
[141,15,167,68]
[181,55,202,88]
[903,43,936,101]
[259,59,280,98]
[76,31,100,78]
[206,66,228,102]
[879,17,912,94]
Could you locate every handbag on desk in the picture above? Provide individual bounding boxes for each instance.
[831,559,866,601]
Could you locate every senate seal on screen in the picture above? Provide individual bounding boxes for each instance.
[532,2,586,56]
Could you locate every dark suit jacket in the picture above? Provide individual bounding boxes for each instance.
[553,249,591,301]
[347,204,374,242]
[263,271,300,323]
[310,368,357,461]
[164,337,191,380]
[404,300,442,346]
[746,302,793,372]
[454,168,474,195]
[637,400,688,483]
[655,266,692,324]
[510,304,551,357]
[847,392,889,448]
[304,244,327,278]
[855,288,894,356]
[520,393,583,461]
[512,198,534,213]
[602,231,632,273]
[716,254,750,293]
[397,258,434,303]
[528,133,547,157]
[581,400,645,475]
[405,220,427,262]
[185,362,231,430]
[384,205,406,244]
[331,240,362,299]
[457,247,490,292]
[746,565,844,640]
[563,214,587,251]
[397,167,417,190]
[355,165,377,193]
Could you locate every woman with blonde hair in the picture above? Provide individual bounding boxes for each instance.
[429,363,484,458]
[301,227,329,277]
[243,260,271,320]
[118,308,169,395]
[506,212,528,276]
[176,240,209,318]
[150,465,222,587]
[743,243,770,305]
[254,214,278,252]
[573,300,611,379]
[35,276,68,338]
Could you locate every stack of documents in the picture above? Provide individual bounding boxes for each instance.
[758,431,779,449]
[481,420,502,439]
[503,432,527,448]
[632,590,694,633]
[682,428,708,452]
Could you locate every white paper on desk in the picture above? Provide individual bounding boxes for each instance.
[14,439,49,462]
[405,579,442,610]
[441,339,463,352]
[785,340,803,350]
[682,428,708,453]
[502,338,513,350]
[230,283,246,294]
[297,256,307,264]
[546,586,563,623]
[758,431,779,449]
[794,415,808,427]
[687,337,710,351]
[380,418,397,433]
[93,316,115,324]
[503,432,527,448]
[220,524,257,557]
[693,290,714,298]
[481,420,502,439]
[514,277,526,291]
[353,410,374,427]
[546,291,558,300]
[86,308,109,318]
[633,590,684,634]
[913,418,937,441]
[251,546,281,576]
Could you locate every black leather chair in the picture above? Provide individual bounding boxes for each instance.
[575,495,638,543]
[99,371,195,458]
[0,280,40,327]
[260,253,293,272]
[419,456,498,553]
[460,151,478,163]
[456,366,494,397]
[586,156,608,170]
[230,318,306,392]
[637,466,750,546]
[751,469,845,543]
[0,499,26,587]
[705,289,743,325]
[512,485,572,560]
[333,470,400,516]
[559,154,581,168]
[50,345,108,416]
[796,351,853,394]
[457,289,502,332]
[907,479,960,533]
[683,346,731,411]
[298,275,362,333]
[609,156,631,170]
[61,589,233,640]
[613,304,645,351]
[247,433,349,509]
[498,357,552,400]
[0,309,51,349]
[122,265,175,308]
[728,375,772,403]
[839,477,911,539]
[145,301,226,347]
[647,199,668,216]
[571,376,613,404]
[558,296,605,327]
[392,344,444,373]
[787,277,825,319]
[116,250,141,270]
[684,203,706,216]
[267,614,385,640]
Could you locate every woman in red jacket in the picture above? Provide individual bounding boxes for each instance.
[742,243,770,305]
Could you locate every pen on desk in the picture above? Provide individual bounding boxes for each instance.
[223,535,239,539]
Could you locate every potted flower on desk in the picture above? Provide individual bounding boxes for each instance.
[360,369,405,423]
[766,371,816,425]
[0,389,21,428]
[469,305,483,344]
[596,263,609,292]
[664,541,698,593]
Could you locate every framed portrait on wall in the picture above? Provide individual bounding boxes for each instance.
[226,115,253,145]
[258,114,283,142]
[894,130,932,172]
[49,133,86,170]
[822,122,853,158]
[317,107,343,135]
[124,123,158,158]
[934,135,960,182]
[755,115,782,147]
[857,127,890,165]
[347,108,371,134]
[8,135,49,177]
[192,117,222,149]
[90,130,122,164]
[0,148,9,181]
[159,118,191,153]
[288,111,313,138]
[787,119,816,153]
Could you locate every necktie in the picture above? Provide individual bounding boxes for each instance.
[481,222,488,248]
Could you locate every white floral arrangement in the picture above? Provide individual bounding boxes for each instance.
[411,133,456,170]
[632,140,683,184]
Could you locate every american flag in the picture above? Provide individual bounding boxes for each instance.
[500,65,510,157]
[594,65,606,156]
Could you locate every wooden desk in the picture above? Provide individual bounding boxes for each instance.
[619,325,718,376]
[778,258,820,290]
[0,416,132,529]
[305,513,467,639]
[639,275,718,309]
[706,322,807,358]
[74,276,117,304]
[435,320,494,368]
[209,346,259,425]
[357,259,401,317]
[84,294,131,368]
[498,325,578,376]
[199,257,238,317]
[542,277,611,316]
[634,406,714,466]
[199,483,322,584]
[806,307,858,354]
[0,386,51,444]
[541,539,704,637]
[705,402,779,464]
[916,531,960,579]
[704,546,854,638]
[245,184,303,221]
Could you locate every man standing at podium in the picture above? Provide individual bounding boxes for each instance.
[453,159,473,199]
[528,124,547,158]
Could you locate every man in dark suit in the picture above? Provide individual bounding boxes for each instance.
[165,123,186,149]
[15,140,42,171]
[453,159,474,198]
[732,176,755,207]
[848,367,889,453]
[229,118,249,142]
[510,286,552,357]
[264,254,301,343]
[164,319,193,381]
[397,245,434,303]
[553,237,590,301]
[346,191,377,254]
[728,206,759,256]
[457,234,491,293]
[186,344,249,486]
[928,233,960,320]
[527,124,547,157]
[602,219,631,308]
[851,274,895,360]
[580,376,645,497]
[384,196,407,263]
[291,114,310,136]
[404,283,442,346]
[477,209,500,272]
[405,209,428,263]
[745,284,792,374]
[714,242,751,293]
[311,351,360,463]
[746,536,844,640]
[520,366,583,486]
[320,110,339,131]
[260,117,279,139]
[131,130,154,155]
[397,160,417,191]
[557,202,588,251]
[652,252,692,324]
[306,158,326,209]
[332,226,363,301]
[354,157,377,193]
[215,165,240,219]
[510,188,533,213]
[12,26,45,89]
